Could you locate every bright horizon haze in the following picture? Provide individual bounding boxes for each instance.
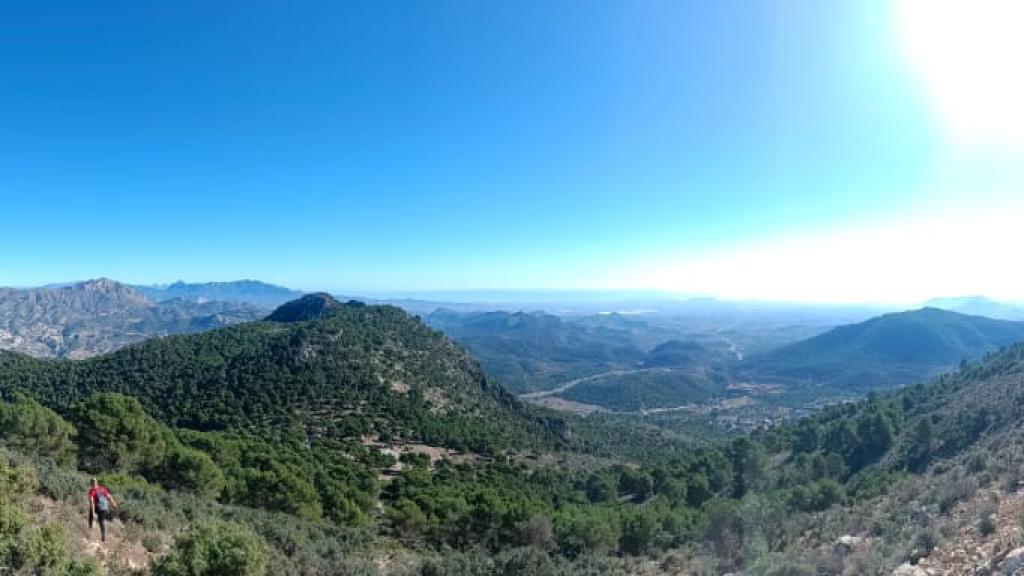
[2,1,1023,304]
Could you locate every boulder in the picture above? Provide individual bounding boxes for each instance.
[892,564,927,576]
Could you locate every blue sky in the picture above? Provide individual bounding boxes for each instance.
[2,1,1022,301]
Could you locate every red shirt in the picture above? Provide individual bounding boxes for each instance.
[88,486,110,504]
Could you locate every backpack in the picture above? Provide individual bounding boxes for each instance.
[96,491,110,512]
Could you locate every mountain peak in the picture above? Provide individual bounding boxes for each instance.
[79,277,123,291]
[265,293,343,323]
[74,278,149,302]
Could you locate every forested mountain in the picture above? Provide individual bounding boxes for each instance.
[0,294,556,449]
[133,279,304,308]
[741,307,1024,394]
[0,279,262,359]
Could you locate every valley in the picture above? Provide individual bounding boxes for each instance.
[3,285,1024,575]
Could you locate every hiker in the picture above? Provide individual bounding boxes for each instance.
[87,478,118,542]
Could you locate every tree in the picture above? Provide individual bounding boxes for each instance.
[852,410,894,468]
[150,521,267,576]
[518,515,555,550]
[729,438,766,498]
[619,511,660,555]
[618,468,653,502]
[157,444,226,498]
[584,473,616,503]
[0,393,76,466]
[555,508,619,558]
[906,418,934,472]
[793,421,822,454]
[74,393,168,473]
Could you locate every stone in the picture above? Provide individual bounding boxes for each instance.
[892,564,928,576]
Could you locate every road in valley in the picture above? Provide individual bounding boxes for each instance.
[517,367,673,400]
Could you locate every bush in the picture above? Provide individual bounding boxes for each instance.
[935,474,978,513]
[35,458,88,502]
[151,521,268,576]
[979,502,997,536]
[24,524,70,575]
[907,528,938,563]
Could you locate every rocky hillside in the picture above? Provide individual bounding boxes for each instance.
[133,279,303,308]
[0,279,262,358]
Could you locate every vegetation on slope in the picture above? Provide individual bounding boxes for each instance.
[5,295,1024,574]
[0,295,557,452]
[742,307,1024,394]
[424,309,647,394]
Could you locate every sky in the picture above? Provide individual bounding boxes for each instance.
[2,1,1022,303]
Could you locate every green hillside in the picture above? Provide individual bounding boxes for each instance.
[7,296,1024,574]
[641,339,725,368]
[742,307,1024,393]
[0,294,555,451]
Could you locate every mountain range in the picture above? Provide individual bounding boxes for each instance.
[924,295,1024,320]
[4,288,1024,573]
[133,279,304,308]
[0,279,263,358]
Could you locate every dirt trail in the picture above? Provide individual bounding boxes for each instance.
[31,495,158,573]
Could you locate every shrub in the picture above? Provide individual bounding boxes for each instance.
[23,523,70,575]
[150,521,268,576]
[907,528,938,563]
[979,502,997,536]
[35,458,88,502]
[935,474,978,513]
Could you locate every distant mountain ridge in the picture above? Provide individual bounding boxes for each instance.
[133,279,304,308]
[0,279,262,358]
[925,295,1024,320]
[743,307,1024,393]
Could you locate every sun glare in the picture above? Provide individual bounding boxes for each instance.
[897,0,1024,152]
[624,205,1024,305]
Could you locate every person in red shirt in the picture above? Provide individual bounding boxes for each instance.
[87,478,118,542]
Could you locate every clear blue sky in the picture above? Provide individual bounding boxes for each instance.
[2,1,1022,300]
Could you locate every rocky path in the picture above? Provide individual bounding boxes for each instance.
[32,495,158,573]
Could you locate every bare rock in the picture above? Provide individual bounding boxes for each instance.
[893,564,928,576]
